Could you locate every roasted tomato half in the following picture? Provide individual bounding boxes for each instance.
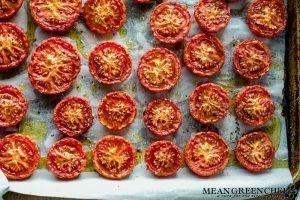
[184,131,229,177]
[235,85,274,127]
[145,141,182,177]
[0,23,28,71]
[234,39,271,80]
[0,0,23,19]
[133,0,151,2]
[83,0,126,35]
[0,133,40,180]
[47,138,87,179]
[183,34,225,77]
[29,0,82,33]
[137,48,181,93]
[189,83,230,124]
[54,97,93,137]
[143,99,182,137]
[28,37,81,95]
[150,2,191,44]
[92,135,136,179]
[194,0,231,33]
[236,131,275,172]
[248,0,287,38]
[98,91,137,131]
[89,41,132,85]
[0,85,28,128]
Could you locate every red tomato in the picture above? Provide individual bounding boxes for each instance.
[194,0,231,33]
[89,41,132,85]
[235,131,275,172]
[92,135,136,179]
[248,0,287,38]
[145,141,182,177]
[183,33,225,77]
[137,48,181,93]
[0,85,28,128]
[133,0,151,2]
[0,133,40,180]
[29,0,82,33]
[150,2,191,44]
[54,97,93,137]
[234,39,271,80]
[0,0,23,19]
[28,37,81,95]
[0,22,28,71]
[46,138,87,179]
[83,0,126,35]
[235,85,274,126]
[184,131,229,177]
[98,91,137,131]
[144,99,182,137]
[189,83,230,124]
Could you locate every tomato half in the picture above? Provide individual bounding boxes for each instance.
[194,0,231,33]
[234,39,271,80]
[183,34,225,77]
[0,23,28,71]
[28,37,81,95]
[184,131,229,177]
[137,48,181,93]
[0,85,28,128]
[89,41,132,85]
[150,2,191,44]
[0,133,40,180]
[145,141,182,177]
[83,0,126,35]
[29,0,82,33]
[98,91,137,131]
[235,85,274,127]
[0,0,23,19]
[47,138,87,179]
[54,97,93,137]
[235,131,275,172]
[189,83,230,124]
[248,0,287,38]
[92,135,136,179]
[133,0,151,2]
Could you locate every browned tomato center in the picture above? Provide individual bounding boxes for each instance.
[0,93,24,124]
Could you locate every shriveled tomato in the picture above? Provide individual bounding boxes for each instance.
[236,131,275,172]
[189,83,230,124]
[0,23,28,71]
[248,0,287,38]
[98,91,137,131]
[235,85,274,126]
[184,131,229,177]
[47,138,87,179]
[89,41,132,85]
[28,37,81,95]
[143,99,182,137]
[194,0,231,33]
[0,133,40,180]
[137,48,181,93]
[0,85,28,128]
[0,0,23,19]
[54,97,93,137]
[29,0,82,33]
[92,135,136,179]
[234,39,271,80]
[183,33,225,77]
[150,2,191,44]
[145,141,182,177]
[83,0,126,35]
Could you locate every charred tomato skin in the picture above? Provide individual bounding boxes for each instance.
[235,131,275,172]
[145,141,182,177]
[0,133,40,180]
[92,135,136,179]
[89,41,132,85]
[0,0,23,20]
[184,131,229,177]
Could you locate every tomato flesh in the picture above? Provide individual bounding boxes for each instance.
[0,0,23,19]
